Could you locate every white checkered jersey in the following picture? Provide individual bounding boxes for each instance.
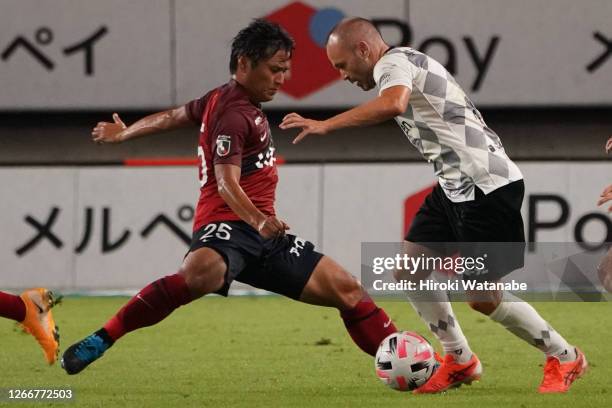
[373,47,523,202]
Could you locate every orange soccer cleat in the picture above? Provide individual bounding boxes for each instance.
[414,353,482,394]
[19,288,60,365]
[538,348,588,393]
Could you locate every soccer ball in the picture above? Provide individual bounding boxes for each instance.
[374,331,437,391]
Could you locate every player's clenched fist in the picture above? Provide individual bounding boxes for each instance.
[92,113,127,144]
[257,216,290,239]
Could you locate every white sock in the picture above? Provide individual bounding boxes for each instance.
[406,289,473,363]
[489,292,576,362]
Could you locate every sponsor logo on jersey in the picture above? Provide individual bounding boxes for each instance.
[379,72,392,87]
[255,146,276,168]
[216,135,232,157]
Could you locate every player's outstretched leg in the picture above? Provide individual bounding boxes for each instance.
[61,247,226,375]
[598,246,612,292]
[406,288,482,394]
[396,243,481,393]
[472,290,587,393]
[299,256,398,356]
[0,289,60,365]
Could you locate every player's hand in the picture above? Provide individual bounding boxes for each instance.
[92,113,127,144]
[279,113,329,144]
[606,137,612,154]
[597,184,612,213]
[257,216,290,239]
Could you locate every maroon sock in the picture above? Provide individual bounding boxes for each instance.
[0,291,26,322]
[103,274,192,341]
[340,294,398,356]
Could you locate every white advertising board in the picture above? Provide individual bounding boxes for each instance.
[0,162,609,292]
[2,1,609,109]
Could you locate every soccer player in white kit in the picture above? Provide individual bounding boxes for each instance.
[280,17,587,394]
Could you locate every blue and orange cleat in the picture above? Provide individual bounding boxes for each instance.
[19,288,60,365]
[538,348,588,393]
[414,353,482,394]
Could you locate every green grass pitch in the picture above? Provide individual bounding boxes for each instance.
[1,297,610,407]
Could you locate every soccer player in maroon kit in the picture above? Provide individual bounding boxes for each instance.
[61,20,398,375]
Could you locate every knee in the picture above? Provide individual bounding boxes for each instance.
[468,301,499,316]
[597,249,612,292]
[179,255,226,298]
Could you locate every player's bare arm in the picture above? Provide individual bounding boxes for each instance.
[279,85,410,144]
[215,163,289,238]
[91,106,193,144]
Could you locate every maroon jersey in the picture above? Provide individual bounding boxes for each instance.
[186,80,278,231]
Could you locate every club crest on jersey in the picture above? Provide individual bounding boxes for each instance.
[254,116,263,126]
[216,135,231,157]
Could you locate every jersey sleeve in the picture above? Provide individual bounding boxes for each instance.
[373,54,416,93]
[184,91,212,124]
[210,110,250,166]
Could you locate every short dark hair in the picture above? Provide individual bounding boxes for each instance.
[229,19,295,74]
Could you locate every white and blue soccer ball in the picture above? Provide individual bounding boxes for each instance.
[374,331,438,391]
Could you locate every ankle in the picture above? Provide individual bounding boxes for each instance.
[551,347,577,363]
[94,328,115,348]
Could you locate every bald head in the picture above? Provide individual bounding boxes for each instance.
[327,17,385,50]
[325,17,388,91]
